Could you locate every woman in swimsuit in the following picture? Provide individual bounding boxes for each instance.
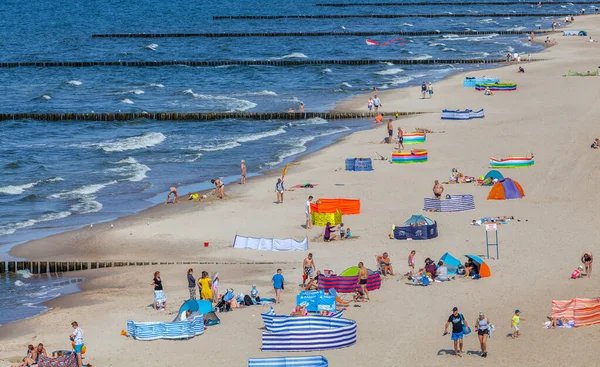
[581,252,593,278]
[211,179,225,199]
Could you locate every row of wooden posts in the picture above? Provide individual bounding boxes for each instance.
[0,260,286,275]
[91,29,555,38]
[213,13,573,19]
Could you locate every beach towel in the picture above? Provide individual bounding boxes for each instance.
[38,354,78,367]
[291,183,318,188]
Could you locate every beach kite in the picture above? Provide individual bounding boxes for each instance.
[281,163,299,179]
[366,38,407,46]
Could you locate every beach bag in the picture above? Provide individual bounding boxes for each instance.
[223,291,234,302]
[243,295,253,306]
[459,314,471,335]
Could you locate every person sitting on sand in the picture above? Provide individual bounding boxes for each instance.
[591,138,599,149]
[435,260,449,281]
[571,265,584,279]
[377,252,395,276]
[324,222,336,241]
[12,345,35,367]
[464,258,478,277]
[484,87,494,96]
[416,127,434,133]
[547,316,572,328]
[187,192,200,201]
[353,287,367,302]
[290,305,307,316]
[518,66,525,73]
[304,275,318,291]
[450,168,459,182]
[165,186,178,204]
[374,113,384,124]
[345,228,352,239]
[319,309,334,316]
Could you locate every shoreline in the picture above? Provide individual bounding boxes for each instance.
[4,14,600,365]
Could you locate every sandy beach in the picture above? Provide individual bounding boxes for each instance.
[3,15,600,367]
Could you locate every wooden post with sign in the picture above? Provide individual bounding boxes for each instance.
[485,223,499,259]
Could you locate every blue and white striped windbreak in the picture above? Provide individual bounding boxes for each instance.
[127,316,204,340]
[261,307,344,332]
[248,356,328,367]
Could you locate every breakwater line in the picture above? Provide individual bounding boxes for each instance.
[0,111,425,122]
[316,1,599,6]
[91,29,556,38]
[213,13,574,20]
[0,58,544,68]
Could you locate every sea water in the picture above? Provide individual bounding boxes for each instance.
[0,0,576,322]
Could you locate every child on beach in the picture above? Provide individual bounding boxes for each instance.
[345,228,352,239]
[511,310,524,338]
[571,265,584,279]
[272,269,284,304]
[339,223,345,240]
[407,250,416,277]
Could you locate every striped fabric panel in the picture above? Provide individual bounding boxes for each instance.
[551,298,600,327]
[248,356,328,367]
[261,308,344,331]
[318,273,381,293]
[261,318,357,352]
[489,156,534,168]
[423,194,475,212]
[126,317,205,340]
[441,109,485,120]
[463,78,499,87]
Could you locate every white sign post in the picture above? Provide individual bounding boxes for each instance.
[485,224,499,259]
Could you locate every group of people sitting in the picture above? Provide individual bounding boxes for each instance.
[12,344,91,367]
[448,168,476,184]
[407,257,481,286]
[323,222,352,242]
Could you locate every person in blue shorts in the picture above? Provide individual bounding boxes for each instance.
[444,307,469,357]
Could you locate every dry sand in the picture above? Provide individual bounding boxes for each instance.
[3,15,600,367]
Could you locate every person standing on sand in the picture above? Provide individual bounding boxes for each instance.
[276,178,285,204]
[199,271,213,301]
[444,307,469,357]
[152,271,166,310]
[165,187,178,204]
[358,262,370,300]
[367,97,373,115]
[428,82,434,99]
[581,252,593,278]
[407,250,416,277]
[397,127,404,151]
[433,180,444,199]
[373,95,381,114]
[272,269,284,304]
[187,268,197,300]
[303,253,316,286]
[387,119,393,144]
[305,196,313,229]
[421,81,427,99]
[475,312,491,358]
[70,321,84,367]
[240,160,246,184]
[512,309,524,338]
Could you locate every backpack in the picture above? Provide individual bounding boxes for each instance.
[243,295,253,306]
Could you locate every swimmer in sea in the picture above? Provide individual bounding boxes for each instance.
[165,187,178,204]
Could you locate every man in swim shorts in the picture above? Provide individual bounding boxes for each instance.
[303,253,316,287]
[397,126,404,151]
[387,119,393,144]
[358,262,370,300]
[165,187,178,204]
[433,180,444,199]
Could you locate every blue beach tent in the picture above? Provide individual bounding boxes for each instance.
[404,215,434,226]
[440,252,461,275]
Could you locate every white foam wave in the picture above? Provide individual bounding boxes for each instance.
[182,89,257,112]
[428,42,446,47]
[98,132,166,152]
[121,98,134,104]
[401,23,413,27]
[409,54,433,60]
[50,181,116,199]
[108,157,150,182]
[442,47,457,52]
[16,270,33,279]
[41,94,51,100]
[390,76,414,85]
[144,43,159,51]
[66,80,83,86]
[193,141,241,152]
[321,68,332,73]
[236,90,278,97]
[14,280,25,287]
[375,68,404,75]
[340,82,353,88]
[0,177,63,195]
[507,26,526,31]
[70,198,103,214]
[237,127,287,143]
[148,83,164,88]
[161,153,203,163]
[280,53,308,59]
[0,211,72,236]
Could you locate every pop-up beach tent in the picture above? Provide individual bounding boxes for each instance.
[484,170,504,180]
[440,252,461,275]
[487,178,524,200]
[392,215,438,240]
[465,254,491,277]
[404,215,434,226]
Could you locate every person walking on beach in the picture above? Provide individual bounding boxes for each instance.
[475,312,491,358]
[305,196,313,229]
[276,178,285,204]
[512,309,524,338]
[187,268,197,300]
[272,268,284,304]
[581,252,593,278]
[358,262,370,300]
[444,307,469,357]
[70,321,84,367]
[152,271,166,310]
[427,82,434,99]
[198,271,213,301]
[433,180,444,199]
[387,119,393,144]
[407,250,416,277]
[397,127,404,151]
[421,82,427,99]
[367,97,373,115]
[165,187,178,204]
[240,160,246,184]
[303,253,316,286]
[373,95,381,114]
